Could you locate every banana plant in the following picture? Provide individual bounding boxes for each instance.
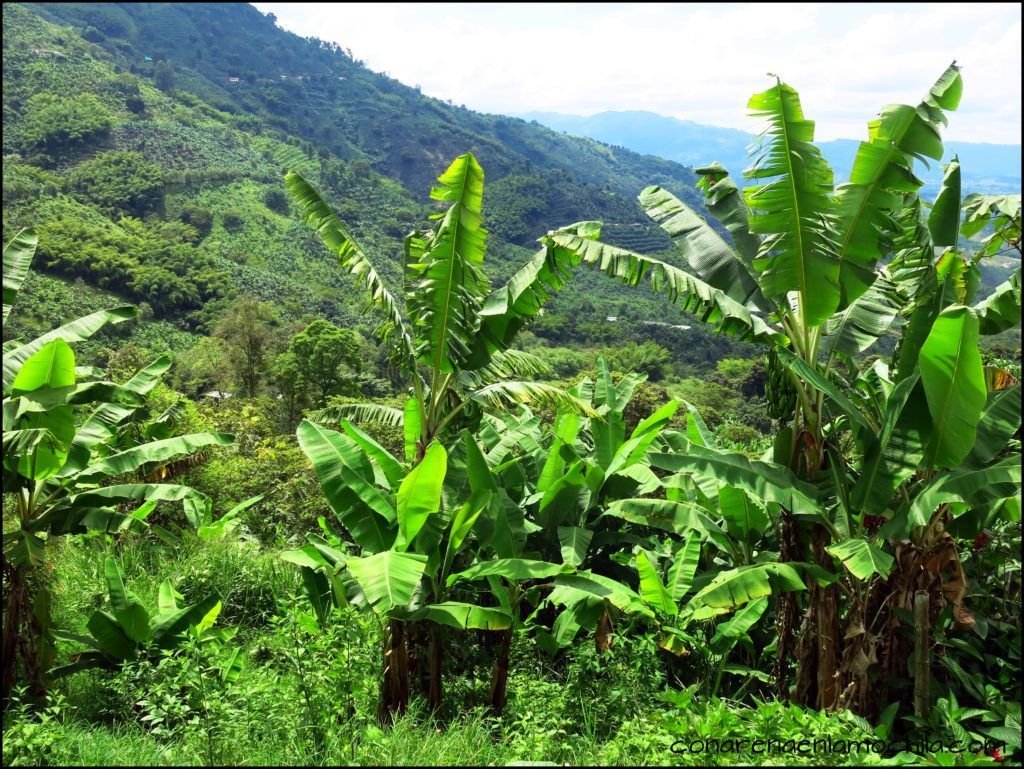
[49,556,223,677]
[287,154,597,459]
[283,417,569,721]
[285,154,605,720]
[1,230,234,709]
[554,64,1021,717]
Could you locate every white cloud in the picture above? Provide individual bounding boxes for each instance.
[252,2,1022,144]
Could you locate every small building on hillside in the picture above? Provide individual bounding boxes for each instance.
[202,390,233,400]
[228,76,240,83]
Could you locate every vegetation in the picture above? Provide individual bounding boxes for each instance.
[2,3,1020,767]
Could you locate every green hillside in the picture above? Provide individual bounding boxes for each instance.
[4,2,753,373]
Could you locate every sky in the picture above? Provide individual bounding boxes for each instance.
[252,3,1022,145]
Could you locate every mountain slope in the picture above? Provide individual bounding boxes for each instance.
[4,2,754,371]
[26,2,705,235]
[523,110,1022,196]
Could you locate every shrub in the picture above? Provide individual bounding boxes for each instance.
[178,203,214,238]
[18,93,112,157]
[262,188,288,214]
[222,209,245,231]
[69,151,165,216]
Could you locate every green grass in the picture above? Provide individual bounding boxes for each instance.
[4,533,1001,768]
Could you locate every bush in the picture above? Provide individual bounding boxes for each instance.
[262,188,288,214]
[222,209,245,231]
[177,203,214,238]
[17,93,112,157]
[69,151,165,216]
[2,690,71,766]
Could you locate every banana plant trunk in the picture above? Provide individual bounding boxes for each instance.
[376,618,410,725]
[795,523,841,710]
[1,560,25,711]
[427,624,443,713]
[595,606,614,654]
[913,590,931,719]
[488,626,513,715]
[774,508,800,701]
[1,561,47,711]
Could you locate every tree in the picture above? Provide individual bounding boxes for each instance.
[69,151,164,217]
[154,60,174,93]
[286,319,361,405]
[177,203,214,238]
[214,297,279,397]
[18,94,112,156]
[263,188,288,214]
[172,337,232,398]
[271,349,307,430]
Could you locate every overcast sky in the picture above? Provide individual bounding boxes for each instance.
[252,3,1021,145]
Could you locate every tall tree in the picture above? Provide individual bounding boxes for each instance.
[214,296,279,398]
[286,319,361,405]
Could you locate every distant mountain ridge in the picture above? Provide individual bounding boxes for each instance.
[522,110,1022,196]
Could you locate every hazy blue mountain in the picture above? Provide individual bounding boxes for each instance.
[523,110,1022,196]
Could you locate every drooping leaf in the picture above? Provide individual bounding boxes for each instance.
[296,420,395,543]
[694,163,762,266]
[414,602,512,630]
[467,222,600,367]
[448,488,492,552]
[557,526,593,567]
[908,457,1022,528]
[822,273,900,358]
[341,420,404,488]
[447,558,571,587]
[77,433,233,483]
[687,562,808,611]
[918,305,986,468]
[470,381,599,417]
[650,447,821,518]
[639,185,765,308]
[546,231,783,343]
[974,269,1021,336]
[826,538,895,580]
[4,307,137,393]
[553,571,654,618]
[11,339,75,395]
[150,594,222,646]
[345,550,428,611]
[3,228,37,323]
[709,597,769,655]
[966,385,1022,467]
[306,403,404,429]
[604,498,728,541]
[718,486,769,540]
[70,483,210,511]
[286,171,412,357]
[85,611,136,660]
[76,356,172,449]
